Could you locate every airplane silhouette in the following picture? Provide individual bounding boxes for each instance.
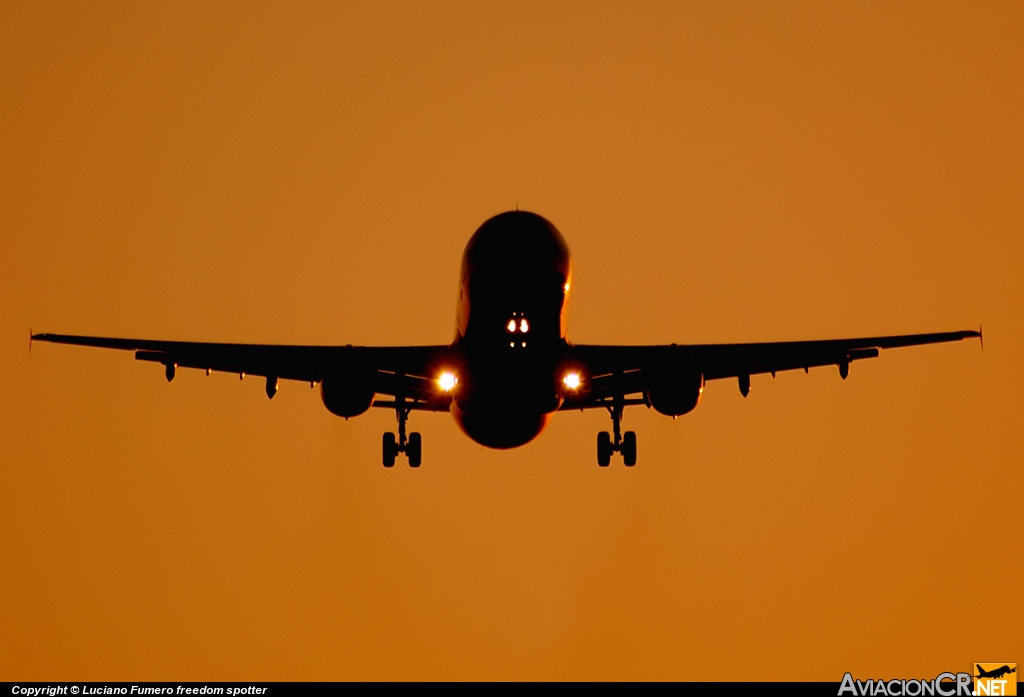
[32,210,981,467]
[977,666,1016,680]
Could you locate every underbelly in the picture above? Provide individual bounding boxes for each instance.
[451,406,552,449]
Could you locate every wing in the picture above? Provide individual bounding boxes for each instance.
[31,333,456,411]
[564,329,982,409]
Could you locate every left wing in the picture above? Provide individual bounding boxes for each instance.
[564,329,982,409]
[30,333,455,410]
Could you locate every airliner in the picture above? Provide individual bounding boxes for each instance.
[32,211,981,467]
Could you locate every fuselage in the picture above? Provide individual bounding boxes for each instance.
[450,211,573,448]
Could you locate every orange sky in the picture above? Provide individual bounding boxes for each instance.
[1,0,1021,680]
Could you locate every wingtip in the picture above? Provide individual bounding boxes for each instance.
[979,324,984,351]
[29,328,32,354]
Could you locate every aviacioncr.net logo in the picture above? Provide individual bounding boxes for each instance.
[839,672,972,696]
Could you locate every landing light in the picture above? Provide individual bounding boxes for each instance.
[520,318,529,333]
[438,372,458,392]
[563,372,581,390]
[507,319,516,332]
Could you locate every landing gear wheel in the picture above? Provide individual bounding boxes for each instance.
[382,432,397,468]
[407,432,422,468]
[622,431,637,467]
[597,431,612,467]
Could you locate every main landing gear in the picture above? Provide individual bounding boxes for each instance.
[597,400,636,467]
[383,404,421,468]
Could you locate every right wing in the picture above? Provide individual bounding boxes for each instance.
[565,329,982,409]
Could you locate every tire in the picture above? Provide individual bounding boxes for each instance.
[382,432,397,468]
[407,432,422,468]
[597,431,612,467]
[622,431,637,467]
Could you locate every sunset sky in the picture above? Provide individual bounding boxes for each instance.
[1,1,1020,680]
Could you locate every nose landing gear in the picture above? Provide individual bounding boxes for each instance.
[597,398,637,467]
[382,389,422,468]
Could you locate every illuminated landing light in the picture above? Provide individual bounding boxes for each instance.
[507,313,530,334]
[438,372,458,392]
[564,283,570,293]
[563,372,581,390]
[510,342,515,348]
[521,341,526,348]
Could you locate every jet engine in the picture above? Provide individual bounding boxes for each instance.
[320,366,376,418]
[646,367,704,417]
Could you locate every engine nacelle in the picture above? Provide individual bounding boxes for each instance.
[320,366,375,418]
[646,368,704,417]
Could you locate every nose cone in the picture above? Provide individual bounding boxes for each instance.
[460,211,573,341]
[462,211,571,279]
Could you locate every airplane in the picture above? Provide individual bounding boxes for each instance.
[976,666,1016,680]
[31,210,981,468]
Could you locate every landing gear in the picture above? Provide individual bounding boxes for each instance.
[597,398,637,466]
[622,430,637,467]
[382,389,422,468]
[382,432,398,468]
[597,432,612,467]
[407,432,422,468]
